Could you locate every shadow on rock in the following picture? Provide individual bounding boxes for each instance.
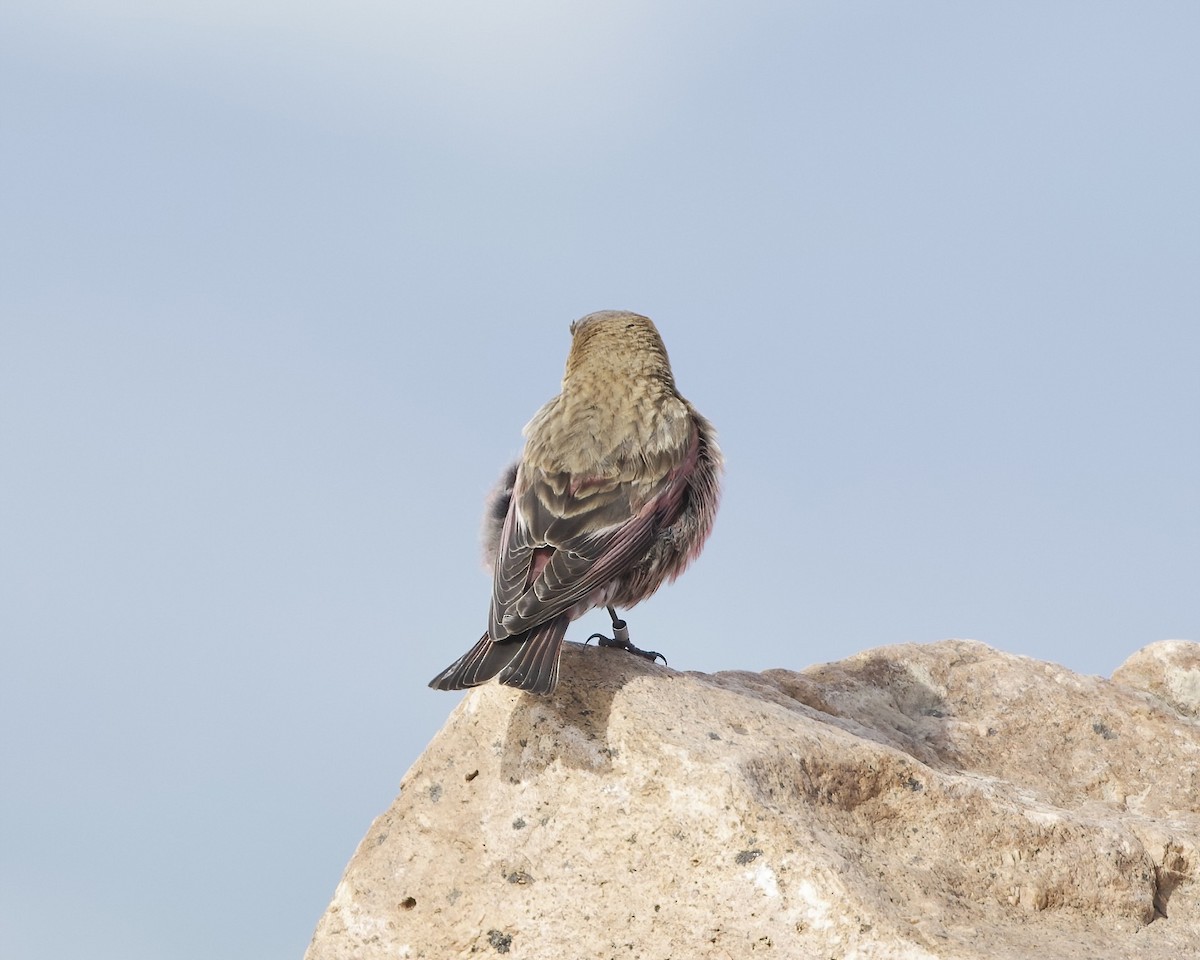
[499,641,660,781]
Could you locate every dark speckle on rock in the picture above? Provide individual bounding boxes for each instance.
[512,817,526,830]
[708,731,722,740]
[487,929,512,953]
[428,784,442,803]
[1093,722,1118,740]
[904,776,924,792]
[507,871,534,885]
[736,849,764,865]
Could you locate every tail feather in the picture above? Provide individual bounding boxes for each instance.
[428,615,568,694]
[427,631,510,690]
[497,616,567,693]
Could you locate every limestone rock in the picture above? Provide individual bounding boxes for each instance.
[306,640,1200,959]
[1113,640,1200,719]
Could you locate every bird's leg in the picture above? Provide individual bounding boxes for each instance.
[587,605,667,665]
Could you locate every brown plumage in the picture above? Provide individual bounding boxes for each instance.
[428,310,722,694]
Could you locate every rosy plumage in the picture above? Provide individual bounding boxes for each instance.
[428,310,722,694]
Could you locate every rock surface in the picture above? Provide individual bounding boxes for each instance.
[1113,640,1200,719]
[306,640,1200,959]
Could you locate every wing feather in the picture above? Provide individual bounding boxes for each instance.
[486,424,699,644]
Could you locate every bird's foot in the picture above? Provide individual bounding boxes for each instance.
[592,634,668,665]
[586,615,667,665]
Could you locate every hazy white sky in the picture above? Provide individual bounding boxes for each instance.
[2,4,1198,958]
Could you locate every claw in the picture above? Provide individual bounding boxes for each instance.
[594,633,668,665]
[585,606,668,665]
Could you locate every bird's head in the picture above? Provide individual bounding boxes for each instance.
[563,310,677,392]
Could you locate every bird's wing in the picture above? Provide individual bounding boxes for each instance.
[488,452,693,640]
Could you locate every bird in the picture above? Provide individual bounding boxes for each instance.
[428,309,722,695]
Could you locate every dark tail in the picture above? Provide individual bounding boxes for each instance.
[427,614,569,694]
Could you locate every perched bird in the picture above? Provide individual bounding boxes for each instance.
[428,310,722,695]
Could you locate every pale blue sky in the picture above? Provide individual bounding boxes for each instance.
[2,4,1197,958]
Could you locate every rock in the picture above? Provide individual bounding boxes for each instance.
[1113,640,1200,719]
[306,640,1200,959]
